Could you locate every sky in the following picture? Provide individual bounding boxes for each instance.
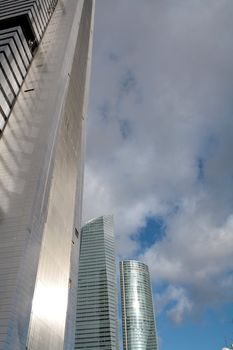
[82,1,233,349]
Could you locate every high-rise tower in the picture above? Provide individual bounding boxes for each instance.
[0,0,95,349]
[120,260,158,350]
[75,215,118,349]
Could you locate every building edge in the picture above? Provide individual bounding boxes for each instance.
[63,1,96,349]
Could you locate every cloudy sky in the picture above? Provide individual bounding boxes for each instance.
[83,1,233,349]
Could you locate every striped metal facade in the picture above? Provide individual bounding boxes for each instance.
[0,0,57,131]
[0,0,58,42]
[75,216,118,349]
[0,0,95,349]
[120,261,158,350]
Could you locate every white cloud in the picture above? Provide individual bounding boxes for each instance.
[155,286,193,324]
[83,0,233,321]
[144,210,233,312]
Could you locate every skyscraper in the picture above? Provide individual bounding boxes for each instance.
[120,260,158,350]
[75,215,118,349]
[0,0,95,349]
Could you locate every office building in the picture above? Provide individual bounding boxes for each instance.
[120,260,158,350]
[0,0,95,349]
[75,215,118,349]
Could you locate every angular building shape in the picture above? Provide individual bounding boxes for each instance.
[75,215,118,349]
[0,0,95,349]
[0,0,57,127]
[120,260,158,350]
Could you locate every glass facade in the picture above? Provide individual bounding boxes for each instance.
[120,261,158,350]
[0,0,95,349]
[75,215,118,349]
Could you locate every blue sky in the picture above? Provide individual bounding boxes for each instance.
[83,1,233,349]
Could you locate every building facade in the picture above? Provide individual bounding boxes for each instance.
[0,0,95,349]
[75,215,118,349]
[120,260,158,350]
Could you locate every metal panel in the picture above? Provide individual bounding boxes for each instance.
[0,0,58,42]
[0,27,32,63]
[0,52,19,95]
[0,31,30,68]
[0,0,59,125]
[0,0,95,349]
[0,69,15,104]
[0,39,26,77]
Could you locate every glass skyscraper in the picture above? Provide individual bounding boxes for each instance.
[120,260,158,350]
[0,0,95,349]
[75,215,118,349]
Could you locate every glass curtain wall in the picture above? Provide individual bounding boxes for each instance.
[120,260,158,350]
[75,215,118,349]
